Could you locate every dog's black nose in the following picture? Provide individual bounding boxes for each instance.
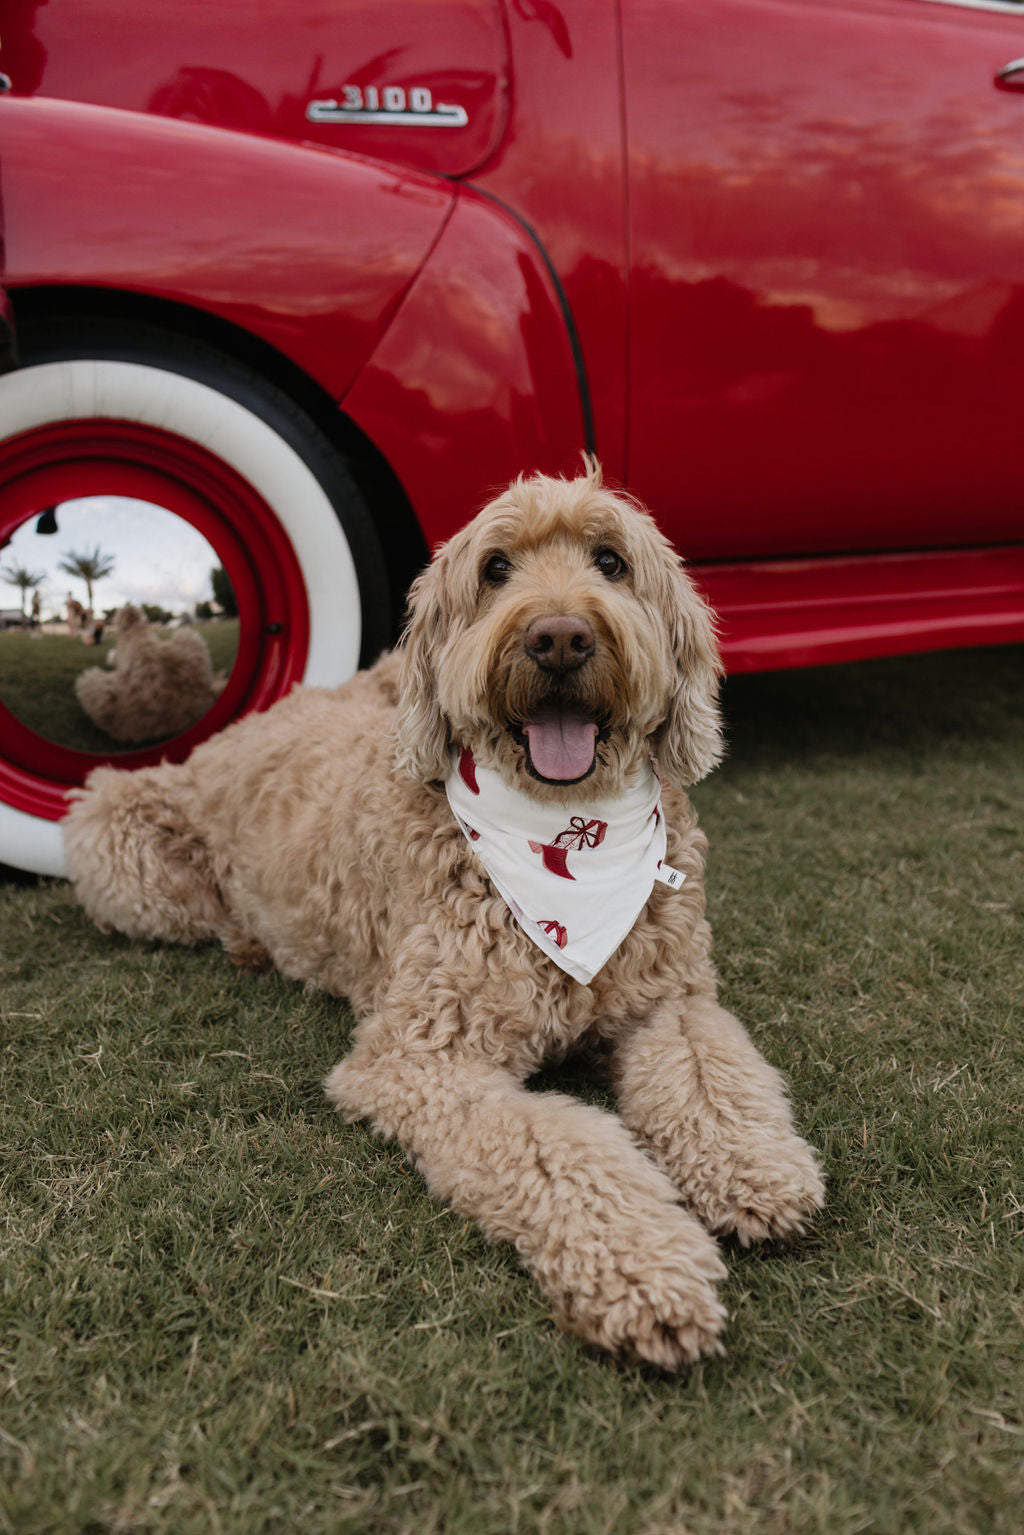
[524,614,595,672]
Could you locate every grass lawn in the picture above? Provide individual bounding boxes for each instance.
[1,644,1022,1533]
[0,622,239,752]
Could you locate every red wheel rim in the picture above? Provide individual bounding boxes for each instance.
[0,420,310,821]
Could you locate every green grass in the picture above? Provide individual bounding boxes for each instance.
[0,622,239,752]
[2,644,1023,1533]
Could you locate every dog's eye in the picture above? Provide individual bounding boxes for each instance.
[483,554,513,585]
[594,548,627,580]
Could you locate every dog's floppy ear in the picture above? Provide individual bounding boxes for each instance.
[395,549,455,782]
[396,512,497,781]
[654,559,725,788]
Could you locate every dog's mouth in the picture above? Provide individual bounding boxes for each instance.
[512,706,604,784]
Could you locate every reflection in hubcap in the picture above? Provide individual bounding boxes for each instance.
[0,496,240,752]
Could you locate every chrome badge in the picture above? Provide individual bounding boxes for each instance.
[306,85,468,127]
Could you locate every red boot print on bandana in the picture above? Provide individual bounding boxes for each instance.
[457,746,480,795]
[537,919,568,949]
[529,816,608,880]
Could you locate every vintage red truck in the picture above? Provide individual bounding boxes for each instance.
[2,0,1023,872]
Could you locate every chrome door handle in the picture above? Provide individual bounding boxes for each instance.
[996,58,1024,91]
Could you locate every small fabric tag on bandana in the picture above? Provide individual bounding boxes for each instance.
[444,746,679,985]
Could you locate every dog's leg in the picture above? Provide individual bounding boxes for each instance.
[612,996,825,1246]
[64,764,228,947]
[326,1041,727,1369]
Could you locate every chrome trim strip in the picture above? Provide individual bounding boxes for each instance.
[914,0,1024,15]
[306,101,469,127]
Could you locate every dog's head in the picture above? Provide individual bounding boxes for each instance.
[396,462,723,796]
[115,604,148,636]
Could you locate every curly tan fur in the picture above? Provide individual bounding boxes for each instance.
[74,605,224,742]
[64,464,824,1369]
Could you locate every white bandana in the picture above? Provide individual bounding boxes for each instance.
[444,747,684,985]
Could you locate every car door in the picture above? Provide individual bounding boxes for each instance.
[622,0,1024,560]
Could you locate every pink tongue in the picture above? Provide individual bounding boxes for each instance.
[523,709,598,781]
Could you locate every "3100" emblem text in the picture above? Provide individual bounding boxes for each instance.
[306,85,468,128]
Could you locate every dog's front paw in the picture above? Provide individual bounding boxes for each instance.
[692,1135,826,1248]
[549,1208,728,1371]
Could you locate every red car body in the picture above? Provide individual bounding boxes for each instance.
[1,0,1023,871]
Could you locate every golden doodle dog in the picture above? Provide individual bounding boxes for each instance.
[75,603,224,743]
[65,463,824,1369]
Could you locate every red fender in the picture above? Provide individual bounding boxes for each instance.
[0,96,453,400]
[341,184,590,542]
